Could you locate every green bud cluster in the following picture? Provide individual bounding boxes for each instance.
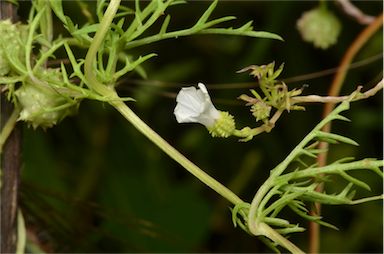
[15,69,78,129]
[0,20,27,76]
[297,7,341,49]
[208,111,236,138]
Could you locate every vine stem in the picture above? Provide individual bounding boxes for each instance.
[111,100,243,205]
[82,1,302,251]
[0,108,20,154]
[84,0,243,206]
[258,223,305,254]
[309,12,383,254]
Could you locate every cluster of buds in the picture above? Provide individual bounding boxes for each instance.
[173,63,305,141]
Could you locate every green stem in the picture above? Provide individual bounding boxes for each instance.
[258,222,305,254]
[0,108,20,155]
[111,100,243,205]
[16,210,26,254]
[281,159,383,181]
[84,0,243,206]
[84,0,121,97]
[248,178,274,233]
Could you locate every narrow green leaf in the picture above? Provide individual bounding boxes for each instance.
[351,195,384,205]
[0,77,23,84]
[160,15,171,35]
[250,89,263,100]
[3,49,27,74]
[306,148,328,155]
[331,114,351,122]
[134,0,143,27]
[264,217,291,227]
[16,210,26,254]
[170,0,186,6]
[195,0,218,26]
[275,226,306,234]
[316,220,339,230]
[370,166,383,177]
[315,131,359,146]
[259,236,281,253]
[60,62,69,85]
[347,189,356,200]
[116,17,126,30]
[117,5,135,15]
[338,182,354,197]
[270,63,285,80]
[238,20,253,31]
[49,0,66,23]
[72,24,99,36]
[262,192,302,217]
[299,190,351,205]
[64,43,86,81]
[289,204,338,230]
[333,157,355,164]
[134,64,148,79]
[203,16,237,29]
[113,53,157,80]
[339,171,371,191]
[300,148,317,158]
[199,28,283,41]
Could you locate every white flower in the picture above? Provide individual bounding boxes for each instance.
[174,83,220,128]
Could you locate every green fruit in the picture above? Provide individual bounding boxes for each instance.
[297,7,341,49]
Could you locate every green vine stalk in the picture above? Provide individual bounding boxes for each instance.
[0,0,382,253]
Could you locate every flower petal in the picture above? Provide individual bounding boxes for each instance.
[174,83,220,127]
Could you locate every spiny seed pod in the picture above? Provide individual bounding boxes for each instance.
[15,69,78,129]
[0,19,27,76]
[297,7,341,49]
[251,102,271,122]
[208,111,236,138]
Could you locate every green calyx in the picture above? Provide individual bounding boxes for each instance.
[296,6,341,49]
[208,111,236,138]
[251,102,271,122]
[0,19,27,76]
[15,68,79,129]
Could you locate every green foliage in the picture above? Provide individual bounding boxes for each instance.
[231,100,383,252]
[1,0,281,129]
[0,0,382,253]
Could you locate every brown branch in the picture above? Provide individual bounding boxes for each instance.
[308,13,383,254]
[292,80,383,104]
[336,0,375,25]
[0,1,21,253]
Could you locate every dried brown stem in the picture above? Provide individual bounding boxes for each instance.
[336,0,375,25]
[292,80,383,104]
[0,1,21,253]
[308,13,383,254]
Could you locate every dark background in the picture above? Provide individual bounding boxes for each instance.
[18,1,382,253]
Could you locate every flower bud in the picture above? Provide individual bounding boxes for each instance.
[251,102,271,122]
[208,111,236,138]
[297,7,341,49]
[15,69,78,129]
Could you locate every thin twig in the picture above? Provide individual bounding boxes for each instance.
[0,1,21,253]
[309,13,383,254]
[292,80,383,104]
[336,0,375,25]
